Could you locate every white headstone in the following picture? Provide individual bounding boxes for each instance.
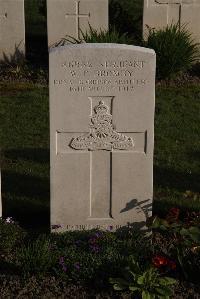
[0,0,25,62]
[143,0,200,43]
[50,43,156,232]
[47,0,108,47]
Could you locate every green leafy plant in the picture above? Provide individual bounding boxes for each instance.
[82,26,134,44]
[17,235,57,276]
[151,216,200,244]
[110,256,176,299]
[144,23,200,79]
[56,25,134,46]
[151,215,200,281]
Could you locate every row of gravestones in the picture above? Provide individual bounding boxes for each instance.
[0,0,108,61]
[1,6,156,233]
[0,0,200,62]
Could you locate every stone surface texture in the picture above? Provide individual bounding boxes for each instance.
[47,0,108,47]
[50,43,156,232]
[0,0,25,62]
[143,0,200,43]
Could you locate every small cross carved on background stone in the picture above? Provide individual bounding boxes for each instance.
[65,0,90,39]
[155,0,191,27]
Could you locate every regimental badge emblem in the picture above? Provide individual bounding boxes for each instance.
[70,101,134,151]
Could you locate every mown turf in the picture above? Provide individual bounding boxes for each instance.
[0,83,49,231]
[154,86,200,216]
[0,83,199,230]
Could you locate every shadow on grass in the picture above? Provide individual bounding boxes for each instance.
[3,199,49,233]
[109,0,143,43]
[4,148,49,164]
[154,165,200,192]
[188,150,200,164]
[25,0,48,67]
[2,171,50,232]
[2,148,50,232]
[26,34,48,68]
[2,171,49,200]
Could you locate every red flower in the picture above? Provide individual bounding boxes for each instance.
[166,207,180,223]
[152,255,176,270]
[152,256,168,267]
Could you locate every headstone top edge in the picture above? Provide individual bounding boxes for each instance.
[49,43,156,56]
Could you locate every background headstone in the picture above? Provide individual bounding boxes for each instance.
[143,0,200,43]
[50,43,155,232]
[0,0,25,62]
[47,0,108,47]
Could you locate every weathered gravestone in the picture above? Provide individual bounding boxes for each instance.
[0,0,25,62]
[50,44,156,232]
[47,0,108,47]
[143,0,200,43]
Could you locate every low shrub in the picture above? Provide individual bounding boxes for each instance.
[81,26,134,44]
[56,26,134,46]
[0,63,47,83]
[17,235,57,276]
[52,229,150,286]
[56,231,122,283]
[144,23,200,80]
[0,217,25,255]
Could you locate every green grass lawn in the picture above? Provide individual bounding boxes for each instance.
[154,86,200,216]
[0,82,199,231]
[0,83,49,231]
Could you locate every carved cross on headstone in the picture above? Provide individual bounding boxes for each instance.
[65,0,90,39]
[155,0,194,27]
[58,96,146,220]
